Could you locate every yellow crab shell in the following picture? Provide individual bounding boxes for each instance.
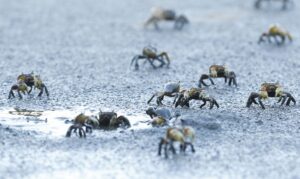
[209,65,229,77]
[152,116,166,126]
[167,128,184,144]
[74,114,89,124]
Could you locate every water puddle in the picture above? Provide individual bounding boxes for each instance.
[0,107,151,138]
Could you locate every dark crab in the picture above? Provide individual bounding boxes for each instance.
[147,82,180,105]
[144,7,189,30]
[246,82,296,109]
[8,72,49,99]
[174,88,219,109]
[131,46,170,70]
[199,65,237,88]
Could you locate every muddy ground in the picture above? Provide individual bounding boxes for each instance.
[0,0,300,178]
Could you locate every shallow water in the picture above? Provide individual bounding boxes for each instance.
[0,108,151,138]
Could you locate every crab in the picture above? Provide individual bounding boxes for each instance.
[8,73,49,99]
[158,126,195,158]
[97,111,131,130]
[146,107,172,127]
[147,82,180,105]
[199,65,237,88]
[246,82,296,109]
[66,111,131,138]
[151,116,168,127]
[255,0,293,10]
[146,107,172,120]
[174,88,219,109]
[66,113,97,138]
[131,46,170,70]
[144,7,189,30]
[258,25,292,45]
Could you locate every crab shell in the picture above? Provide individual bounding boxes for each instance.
[209,65,229,77]
[166,128,184,144]
[151,116,167,126]
[164,82,180,93]
[259,83,283,99]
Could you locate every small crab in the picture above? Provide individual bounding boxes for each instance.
[158,126,195,158]
[66,111,131,138]
[146,107,173,127]
[258,25,292,45]
[199,65,237,88]
[255,0,293,10]
[97,111,131,130]
[174,88,219,109]
[146,107,172,120]
[66,113,98,138]
[144,7,189,30]
[8,73,49,99]
[148,82,180,105]
[246,82,296,109]
[131,46,170,70]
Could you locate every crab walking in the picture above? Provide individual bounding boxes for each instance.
[8,72,49,99]
[174,88,219,109]
[148,82,180,105]
[158,126,195,158]
[254,0,293,10]
[131,46,170,70]
[246,82,296,109]
[198,65,237,88]
[66,111,131,138]
[258,25,292,45]
[144,7,189,30]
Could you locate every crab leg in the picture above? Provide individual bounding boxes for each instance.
[200,100,206,108]
[66,125,76,137]
[147,93,159,104]
[158,52,170,67]
[164,141,169,158]
[8,90,15,99]
[284,92,296,106]
[199,74,214,88]
[84,123,93,133]
[184,142,196,153]
[213,99,220,108]
[147,58,158,69]
[158,138,165,156]
[38,86,44,97]
[169,140,176,154]
[246,92,263,108]
[144,16,160,30]
[174,15,188,30]
[17,90,23,99]
[43,84,49,97]
[28,86,33,94]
